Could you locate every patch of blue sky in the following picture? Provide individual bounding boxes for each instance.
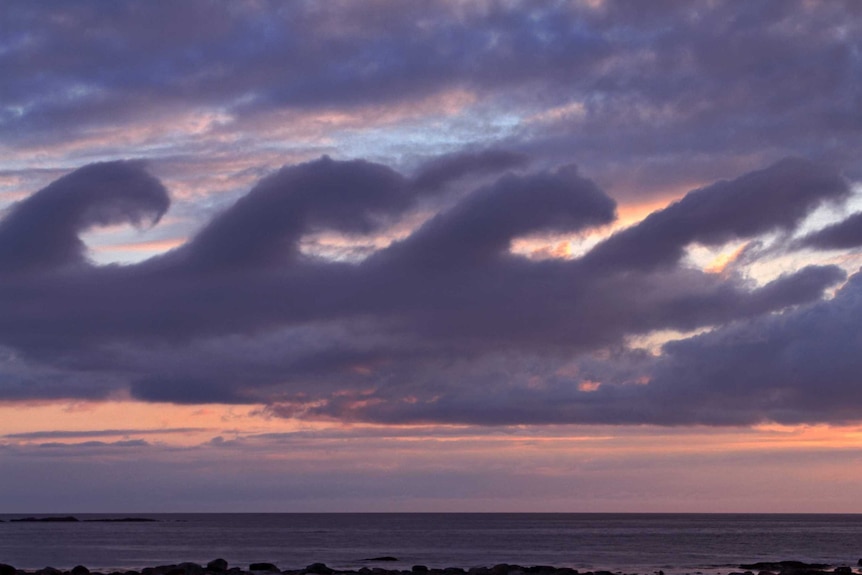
[332,111,524,169]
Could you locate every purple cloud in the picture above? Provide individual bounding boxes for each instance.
[0,154,855,428]
[3,1,860,202]
[799,211,862,250]
[0,161,168,272]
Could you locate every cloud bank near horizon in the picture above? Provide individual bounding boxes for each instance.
[0,154,859,428]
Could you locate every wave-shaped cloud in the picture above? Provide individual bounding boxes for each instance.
[0,161,168,272]
[0,153,856,427]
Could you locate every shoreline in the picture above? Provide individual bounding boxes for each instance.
[1,560,859,575]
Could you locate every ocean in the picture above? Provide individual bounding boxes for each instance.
[1,514,861,575]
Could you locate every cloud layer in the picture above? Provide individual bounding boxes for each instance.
[0,154,858,427]
[2,0,862,432]
[3,0,861,207]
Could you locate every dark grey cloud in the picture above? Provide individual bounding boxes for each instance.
[799,211,862,250]
[641,267,862,425]
[0,154,856,427]
[381,164,615,269]
[177,156,409,269]
[284,267,860,427]
[0,161,168,272]
[411,149,531,194]
[582,158,850,272]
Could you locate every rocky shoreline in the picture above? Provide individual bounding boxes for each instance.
[1,560,861,575]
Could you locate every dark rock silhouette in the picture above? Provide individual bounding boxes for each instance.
[0,559,855,575]
[207,561,228,573]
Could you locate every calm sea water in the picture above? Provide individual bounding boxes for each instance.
[1,514,861,574]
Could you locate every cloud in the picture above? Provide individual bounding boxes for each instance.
[581,158,850,272]
[642,267,862,425]
[176,156,410,269]
[35,439,150,450]
[0,154,856,428]
[379,163,616,269]
[3,428,207,440]
[411,149,531,194]
[799,211,862,250]
[3,1,860,204]
[0,161,169,272]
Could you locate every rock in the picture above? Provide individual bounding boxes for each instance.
[207,560,229,572]
[36,567,63,575]
[0,564,16,575]
[177,563,203,575]
[249,564,279,573]
[412,567,429,573]
[742,563,829,573]
[72,566,91,575]
[835,568,852,575]
[305,564,333,575]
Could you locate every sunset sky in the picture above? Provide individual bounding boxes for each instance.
[2,0,862,513]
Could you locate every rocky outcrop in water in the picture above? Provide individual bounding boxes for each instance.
[206,561,228,573]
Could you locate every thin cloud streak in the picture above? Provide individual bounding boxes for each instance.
[3,428,209,440]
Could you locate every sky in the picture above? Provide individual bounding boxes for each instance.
[2,0,862,513]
